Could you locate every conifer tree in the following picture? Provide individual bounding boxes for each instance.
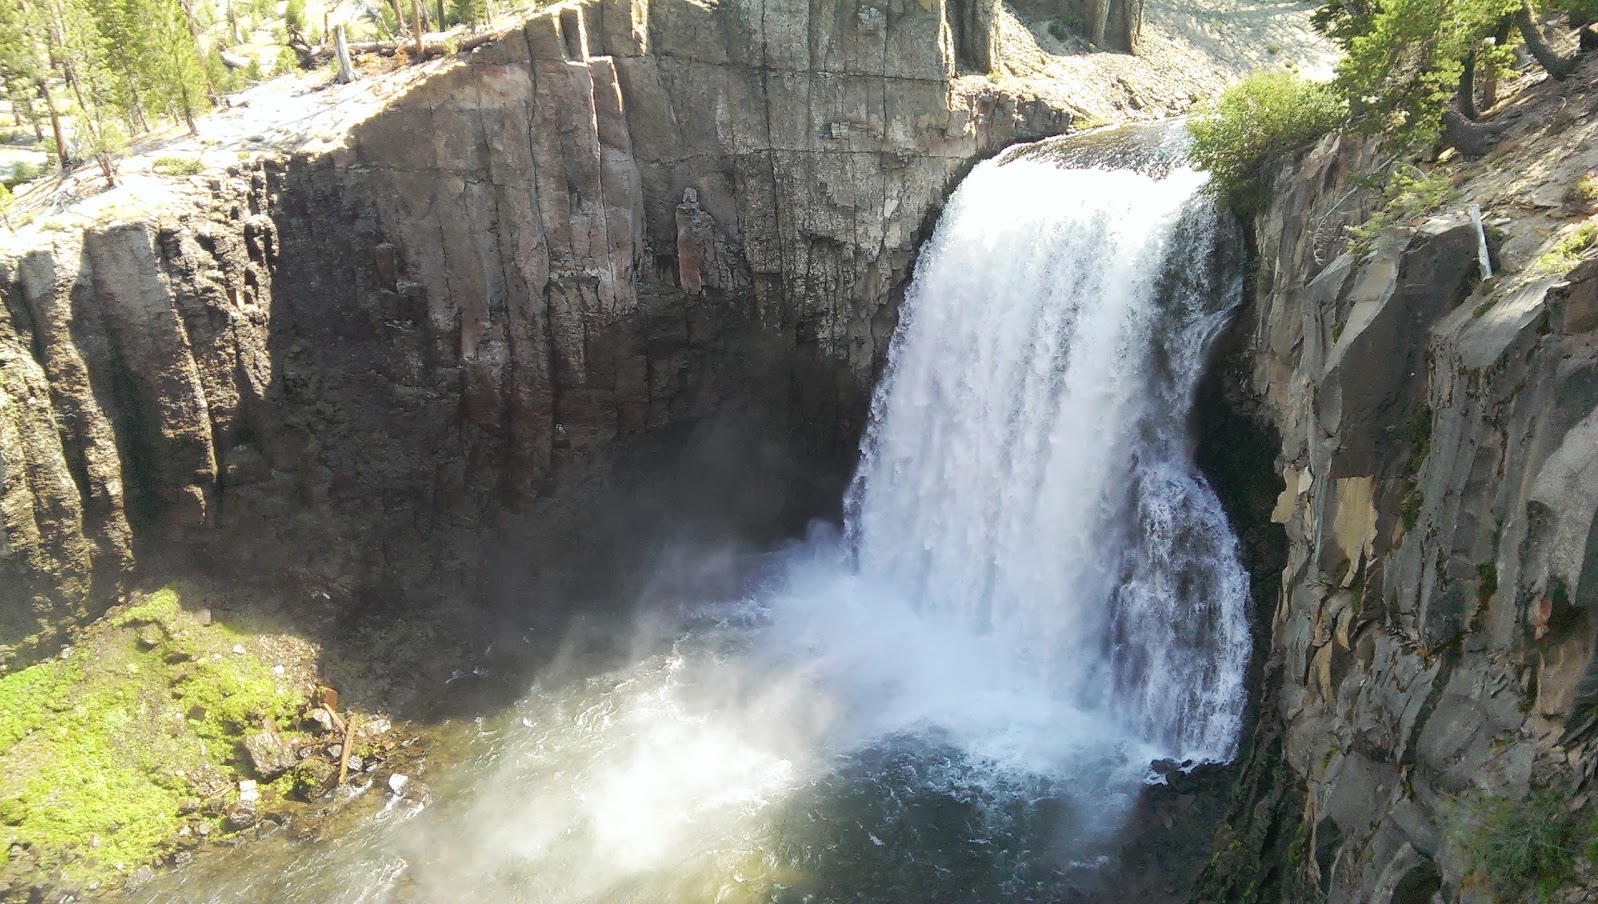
[36,0,128,185]
[90,0,155,132]
[1317,0,1582,149]
[0,0,69,170]
[142,0,210,133]
[450,0,488,27]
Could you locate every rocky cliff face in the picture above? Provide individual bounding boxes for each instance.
[1197,69,1598,903]
[0,0,1071,664]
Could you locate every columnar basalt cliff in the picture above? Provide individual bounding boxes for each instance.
[0,0,1071,663]
[1196,70,1598,903]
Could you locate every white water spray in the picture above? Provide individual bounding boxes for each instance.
[846,153,1250,763]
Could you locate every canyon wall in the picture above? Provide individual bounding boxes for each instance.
[0,0,1070,664]
[1197,119,1598,903]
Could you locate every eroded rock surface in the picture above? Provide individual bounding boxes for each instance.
[1195,64,1598,903]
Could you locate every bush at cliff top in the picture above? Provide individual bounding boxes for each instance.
[1187,71,1346,216]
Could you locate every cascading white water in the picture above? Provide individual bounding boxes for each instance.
[134,132,1255,904]
[846,151,1250,763]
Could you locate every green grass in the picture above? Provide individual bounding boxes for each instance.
[1576,173,1598,205]
[151,155,204,176]
[1534,221,1598,275]
[0,658,81,752]
[2,161,44,189]
[0,587,303,884]
[1463,792,1598,902]
[1405,406,1433,479]
[1476,561,1498,605]
[1398,406,1432,532]
[1346,166,1456,252]
[1401,493,1423,531]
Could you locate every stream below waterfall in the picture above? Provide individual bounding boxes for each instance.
[134,126,1251,904]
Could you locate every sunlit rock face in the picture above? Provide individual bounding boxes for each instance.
[0,0,1071,662]
[1194,128,1598,904]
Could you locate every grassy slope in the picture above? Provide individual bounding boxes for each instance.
[0,587,303,886]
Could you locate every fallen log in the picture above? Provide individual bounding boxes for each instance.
[336,712,358,786]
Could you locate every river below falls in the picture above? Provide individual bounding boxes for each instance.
[134,536,1182,903]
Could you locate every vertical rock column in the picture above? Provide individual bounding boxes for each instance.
[0,308,94,659]
[83,224,220,533]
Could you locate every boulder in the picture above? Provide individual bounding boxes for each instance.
[242,731,296,780]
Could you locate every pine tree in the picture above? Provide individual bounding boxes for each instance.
[449,0,487,28]
[0,0,68,170]
[141,0,210,133]
[1317,0,1580,150]
[36,0,129,185]
[89,0,154,132]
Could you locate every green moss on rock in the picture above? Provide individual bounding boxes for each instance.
[0,586,305,886]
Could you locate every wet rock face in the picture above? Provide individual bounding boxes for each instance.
[1196,134,1598,904]
[0,0,1069,663]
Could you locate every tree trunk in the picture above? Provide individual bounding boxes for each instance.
[411,0,424,53]
[95,150,116,189]
[334,24,356,83]
[438,0,447,29]
[179,0,219,106]
[1440,106,1506,158]
[1482,17,1511,108]
[1515,0,1575,80]
[1457,50,1479,121]
[178,73,199,135]
[36,78,67,171]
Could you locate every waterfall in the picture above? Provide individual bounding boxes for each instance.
[845,147,1250,763]
[131,132,1258,904]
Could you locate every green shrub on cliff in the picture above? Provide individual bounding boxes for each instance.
[152,155,204,176]
[1344,165,1456,251]
[1462,791,1597,901]
[1535,220,1598,274]
[1187,71,1346,216]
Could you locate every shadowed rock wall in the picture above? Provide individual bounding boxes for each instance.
[0,0,1069,664]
